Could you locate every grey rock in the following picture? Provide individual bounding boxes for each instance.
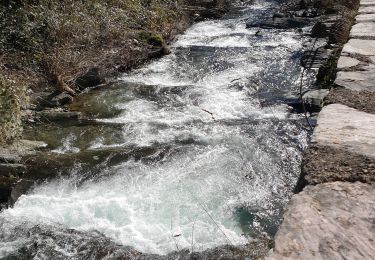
[9,179,34,205]
[75,68,104,91]
[0,140,47,164]
[37,110,81,122]
[337,56,360,69]
[302,89,330,108]
[335,68,375,91]
[358,5,375,14]
[273,12,285,19]
[0,163,26,177]
[360,0,375,5]
[342,39,375,56]
[0,177,16,203]
[356,13,375,22]
[0,150,21,163]
[38,91,74,108]
[350,22,375,38]
[246,17,312,29]
[312,104,375,158]
[268,182,375,260]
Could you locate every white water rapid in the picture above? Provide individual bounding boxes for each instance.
[0,1,313,258]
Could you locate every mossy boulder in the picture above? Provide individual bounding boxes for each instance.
[138,31,165,46]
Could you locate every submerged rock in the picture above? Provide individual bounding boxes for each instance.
[0,176,17,204]
[246,17,313,29]
[268,182,375,260]
[0,163,26,178]
[184,0,231,21]
[75,68,105,91]
[9,179,35,206]
[32,91,74,109]
[0,140,47,207]
[37,110,82,123]
[302,89,329,110]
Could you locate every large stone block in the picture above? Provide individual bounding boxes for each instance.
[350,22,375,38]
[358,6,375,14]
[268,182,375,260]
[335,69,375,92]
[356,13,375,22]
[342,39,375,56]
[311,104,375,158]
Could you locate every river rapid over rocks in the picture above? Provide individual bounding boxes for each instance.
[0,0,315,259]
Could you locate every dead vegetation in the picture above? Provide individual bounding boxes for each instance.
[0,0,183,91]
[0,0,187,144]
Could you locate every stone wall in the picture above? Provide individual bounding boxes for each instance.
[268,0,375,259]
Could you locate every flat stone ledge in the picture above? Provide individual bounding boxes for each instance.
[342,39,375,56]
[335,69,375,91]
[356,13,375,22]
[358,6,375,14]
[350,23,375,38]
[0,140,47,163]
[268,182,375,260]
[337,56,361,69]
[360,0,375,5]
[312,104,375,158]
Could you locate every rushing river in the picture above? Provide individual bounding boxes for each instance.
[0,0,314,258]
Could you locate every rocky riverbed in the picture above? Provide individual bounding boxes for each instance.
[1,0,373,259]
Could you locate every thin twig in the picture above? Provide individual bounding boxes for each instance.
[186,188,234,246]
[191,218,197,253]
[299,67,313,131]
[170,219,180,251]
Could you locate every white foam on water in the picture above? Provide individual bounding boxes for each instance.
[1,119,307,256]
[0,1,311,257]
[51,133,80,154]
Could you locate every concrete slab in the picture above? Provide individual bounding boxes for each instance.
[337,56,360,69]
[311,104,375,158]
[268,182,375,260]
[350,23,375,38]
[342,39,375,56]
[356,13,375,22]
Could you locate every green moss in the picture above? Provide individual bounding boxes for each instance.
[138,31,164,46]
